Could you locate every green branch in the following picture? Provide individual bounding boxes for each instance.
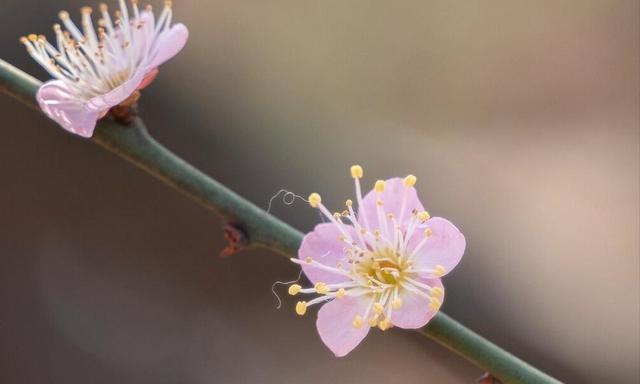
[0,59,561,384]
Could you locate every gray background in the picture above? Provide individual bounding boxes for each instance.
[0,0,638,383]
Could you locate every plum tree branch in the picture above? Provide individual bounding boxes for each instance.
[0,59,560,384]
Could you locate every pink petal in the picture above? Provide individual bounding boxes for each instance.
[392,278,444,329]
[37,80,100,138]
[145,23,189,71]
[316,296,371,357]
[298,223,353,285]
[409,217,466,278]
[137,68,159,90]
[85,70,147,112]
[357,177,425,231]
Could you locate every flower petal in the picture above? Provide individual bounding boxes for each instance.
[145,23,189,71]
[358,177,425,231]
[410,217,466,278]
[392,278,444,329]
[85,70,147,112]
[316,296,371,357]
[37,80,101,138]
[298,223,353,285]
[137,68,159,90]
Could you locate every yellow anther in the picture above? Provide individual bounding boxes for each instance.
[99,3,108,12]
[373,302,385,315]
[404,174,417,187]
[392,298,403,309]
[81,6,93,14]
[353,315,363,329]
[336,288,346,299]
[378,318,392,331]
[164,0,173,7]
[429,297,442,311]
[19,36,28,44]
[376,199,384,206]
[350,165,363,179]
[417,211,431,222]
[314,282,329,295]
[295,301,307,316]
[431,286,444,298]
[434,265,446,277]
[305,256,312,264]
[424,228,433,237]
[368,316,379,327]
[28,34,38,42]
[308,193,321,208]
[374,180,385,193]
[58,10,70,19]
[288,284,301,296]
[333,212,341,219]
[345,199,353,207]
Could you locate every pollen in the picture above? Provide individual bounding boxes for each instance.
[345,199,353,207]
[350,165,363,179]
[295,301,307,316]
[392,298,403,309]
[288,284,301,296]
[308,193,321,208]
[374,180,385,193]
[314,282,329,295]
[336,288,346,299]
[417,211,431,222]
[404,174,417,187]
[378,318,392,331]
[373,302,385,315]
[431,286,444,298]
[352,315,363,329]
[368,316,379,327]
[424,228,433,237]
[434,265,446,277]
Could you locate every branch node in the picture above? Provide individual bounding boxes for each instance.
[220,222,249,257]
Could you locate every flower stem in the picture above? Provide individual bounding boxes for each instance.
[0,59,561,384]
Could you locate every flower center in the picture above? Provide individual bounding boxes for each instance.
[358,248,406,286]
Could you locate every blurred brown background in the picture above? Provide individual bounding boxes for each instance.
[1,0,638,383]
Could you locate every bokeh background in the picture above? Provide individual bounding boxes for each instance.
[1,0,638,383]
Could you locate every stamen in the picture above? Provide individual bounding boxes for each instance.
[404,174,417,187]
[308,192,321,208]
[295,301,307,315]
[314,282,329,294]
[378,318,392,331]
[353,315,363,329]
[288,284,301,295]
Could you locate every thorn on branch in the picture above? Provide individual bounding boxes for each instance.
[220,222,249,257]
[477,372,502,384]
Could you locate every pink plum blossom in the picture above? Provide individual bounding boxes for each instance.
[21,0,188,137]
[288,166,465,357]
